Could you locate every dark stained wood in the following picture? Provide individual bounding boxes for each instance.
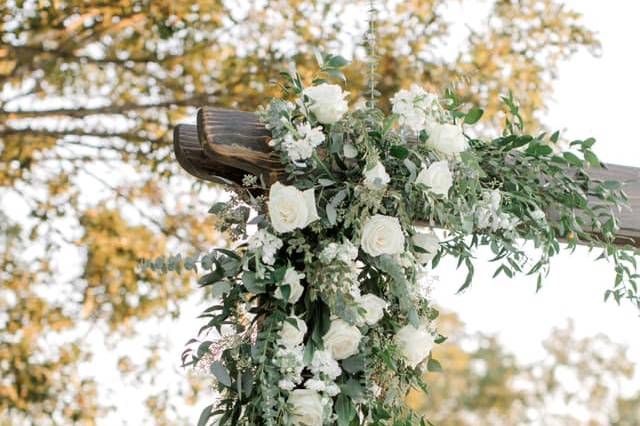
[173,108,640,248]
[197,107,283,186]
[173,124,247,187]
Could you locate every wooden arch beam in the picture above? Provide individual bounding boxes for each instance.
[174,107,640,248]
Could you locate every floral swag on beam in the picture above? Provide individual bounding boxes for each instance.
[146,52,638,425]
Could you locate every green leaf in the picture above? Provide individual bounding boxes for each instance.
[279,284,291,302]
[390,145,409,160]
[464,107,483,125]
[197,405,213,426]
[341,354,365,374]
[210,361,232,387]
[563,152,583,167]
[208,202,227,214]
[584,150,600,166]
[242,271,266,294]
[326,55,349,68]
[525,142,553,156]
[427,358,443,373]
[335,394,356,426]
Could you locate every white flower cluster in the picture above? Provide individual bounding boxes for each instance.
[276,316,307,392]
[475,190,520,232]
[306,350,341,396]
[283,123,325,164]
[275,345,305,391]
[391,84,442,133]
[319,239,358,264]
[247,229,283,265]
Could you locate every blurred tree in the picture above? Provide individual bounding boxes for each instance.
[407,313,639,425]
[0,0,601,423]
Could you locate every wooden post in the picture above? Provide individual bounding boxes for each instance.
[174,107,640,248]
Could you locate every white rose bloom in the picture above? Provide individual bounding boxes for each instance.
[289,389,324,426]
[360,214,405,257]
[357,294,387,325]
[279,317,307,348]
[412,232,440,265]
[427,123,467,157]
[323,319,362,360]
[269,182,319,233]
[304,83,349,124]
[363,161,390,190]
[415,160,453,199]
[394,322,435,368]
[275,267,305,303]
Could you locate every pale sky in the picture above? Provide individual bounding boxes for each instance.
[8,1,639,425]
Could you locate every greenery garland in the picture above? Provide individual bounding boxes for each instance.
[145,53,638,425]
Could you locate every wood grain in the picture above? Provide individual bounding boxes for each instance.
[173,108,640,248]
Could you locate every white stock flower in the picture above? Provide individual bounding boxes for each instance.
[357,294,387,326]
[279,317,307,348]
[279,379,296,391]
[360,215,405,257]
[283,123,325,163]
[310,350,342,380]
[269,182,319,233]
[323,319,362,360]
[427,123,467,157]
[304,83,349,124]
[247,229,283,265]
[415,160,453,198]
[289,389,325,426]
[363,161,391,190]
[412,232,440,265]
[391,84,439,133]
[394,322,435,368]
[275,267,305,303]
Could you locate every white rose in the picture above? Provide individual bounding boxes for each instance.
[269,182,319,233]
[363,161,390,190]
[411,232,440,265]
[394,322,435,368]
[304,83,349,124]
[427,123,467,156]
[360,215,405,257]
[415,160,453,199]
[323,319,362,360]
[279,316,307,348]
[275,268,305,303]
[289,389,324,426]
[358,294,387,325]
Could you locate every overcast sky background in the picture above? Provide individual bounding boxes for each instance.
[64,1,640,424]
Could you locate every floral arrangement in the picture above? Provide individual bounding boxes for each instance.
[146,52,637,425]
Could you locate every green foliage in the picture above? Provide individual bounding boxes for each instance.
[0,0,613,423]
